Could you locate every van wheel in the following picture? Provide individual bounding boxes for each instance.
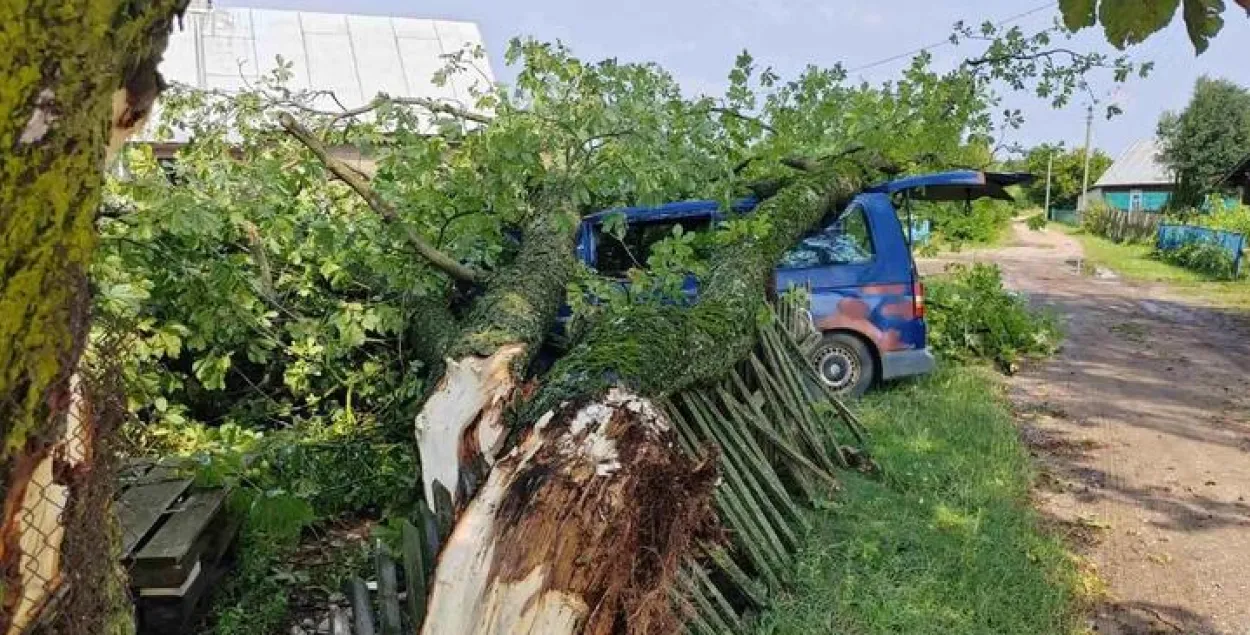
[809,333,875,398]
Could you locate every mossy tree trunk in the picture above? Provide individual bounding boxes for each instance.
[418,162,869,634]
[0,2,185,633]
[415,207,580,513]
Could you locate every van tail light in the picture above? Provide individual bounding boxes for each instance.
[913,280,926,319]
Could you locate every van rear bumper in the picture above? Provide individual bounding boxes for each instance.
[881,348,936,380]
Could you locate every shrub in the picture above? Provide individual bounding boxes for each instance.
[914,198,1013,247]
[1152,240,1238,279]
[1026,213,1048,230]
[1195,199,1250,237]
[926,263,1061,371]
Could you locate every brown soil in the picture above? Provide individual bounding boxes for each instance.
[923,223,1250,635]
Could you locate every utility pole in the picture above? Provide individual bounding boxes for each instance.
[1079,104,1094,211]
[1044,150,1054,220]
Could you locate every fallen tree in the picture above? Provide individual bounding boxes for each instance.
[90,26,1147,635]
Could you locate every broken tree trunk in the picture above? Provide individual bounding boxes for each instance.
[418,160,873,634]
[0,3,186,634]
[415,207,581,512]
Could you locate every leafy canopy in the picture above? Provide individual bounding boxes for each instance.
[1013,144,1113,208]
[1156,76,1250,207]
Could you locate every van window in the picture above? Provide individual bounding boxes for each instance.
[779,204,875,268]
[595,216,713,278]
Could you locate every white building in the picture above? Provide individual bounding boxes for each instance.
[146,3,494,161]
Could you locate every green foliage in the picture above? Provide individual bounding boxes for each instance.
[1074,232,1250,310]
[926,264,1061,371]
[757,367,1085,634]
[1014,144,1113,209]
[1026,213,1049,230]
[1157,77,1250,208]
[913,198,1013,247]
[1195,199,1250,235]
[1152,240,1239,279]
[1061,0,1245,53]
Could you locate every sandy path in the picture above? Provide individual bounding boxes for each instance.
[923,223,1250,634]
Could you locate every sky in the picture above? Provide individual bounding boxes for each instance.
[218,0,1250,160]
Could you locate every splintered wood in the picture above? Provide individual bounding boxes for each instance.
[421,389,719,635]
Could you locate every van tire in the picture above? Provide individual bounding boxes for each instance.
[808,333,875,398]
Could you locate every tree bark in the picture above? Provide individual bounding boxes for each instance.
[417,160,871,633]
[415,207,580,512]
[0,2,186,633]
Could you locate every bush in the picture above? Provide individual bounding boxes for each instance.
[1026,213,1048,230]
[926,263,1061,371]
[1152,240,1238,279]
[1194,198,1250,236]
[914,199,1013,247]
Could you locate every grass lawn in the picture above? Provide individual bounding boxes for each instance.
[1072,231,1250,312]
[755,366,1088,635]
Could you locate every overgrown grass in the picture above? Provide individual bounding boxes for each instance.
[1073,232,1250,311]
[756,367,1087,635]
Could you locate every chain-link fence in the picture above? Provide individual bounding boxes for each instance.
[7,334,135,635]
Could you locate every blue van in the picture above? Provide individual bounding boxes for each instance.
[576,170,1031,396]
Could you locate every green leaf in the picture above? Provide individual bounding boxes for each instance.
[1058,0,1098,30]
[1098,0,1180,48]
[1182,0,1226,53]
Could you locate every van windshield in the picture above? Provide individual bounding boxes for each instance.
[779,204,875,268]
[594,216,714,278]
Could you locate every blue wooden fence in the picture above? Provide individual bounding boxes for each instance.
[1156,223,1247,275]
[1049,208,1079,226]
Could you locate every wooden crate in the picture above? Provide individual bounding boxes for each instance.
[117,461,239,635]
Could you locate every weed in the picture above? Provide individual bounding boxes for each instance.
[755,367,1086,634]
[1026,213,1048,231]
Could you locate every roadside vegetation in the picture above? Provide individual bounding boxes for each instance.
[759,368,1086,635]
[758,263,1077,634]
[1073,231,1250,311]
[1073,196,1250,308]
[926,263,1062,372]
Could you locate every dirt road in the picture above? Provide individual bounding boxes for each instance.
[924,223,1250,634]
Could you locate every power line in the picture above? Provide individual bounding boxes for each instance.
[846,2,1058,73]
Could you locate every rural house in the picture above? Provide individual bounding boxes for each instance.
[1086,138,1173,212]
[1218,152,1250,204]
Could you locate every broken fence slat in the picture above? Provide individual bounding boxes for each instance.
[676,568,735,635]
[705,546,768,609]
[346,576,376,635]
[375,542,403,635]
[690,559,743,632]
[712,386,807,526]
[680,392,792,569]
[685,390,800,550]
[401,520,428,629]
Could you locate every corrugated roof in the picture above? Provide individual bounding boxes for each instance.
[149,6,492,139]
[1093,138,1172,188]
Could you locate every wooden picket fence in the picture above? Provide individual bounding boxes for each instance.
[1083,205,1160,244]
[330,298,867,634]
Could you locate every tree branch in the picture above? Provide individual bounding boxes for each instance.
[278,112,485,284]
[706,106,777,134]
[964,47,1092,68]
